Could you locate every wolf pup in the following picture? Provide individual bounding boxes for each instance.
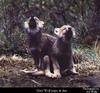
[22,16,56,77]
[43,25,78,78]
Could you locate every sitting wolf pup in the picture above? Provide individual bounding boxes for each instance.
[22,16,56,77]
[43,25,78,78]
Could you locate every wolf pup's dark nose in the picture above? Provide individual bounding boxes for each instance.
[68,27,72,31]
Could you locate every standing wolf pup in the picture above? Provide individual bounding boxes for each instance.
[44,25,78,78]
[22,16,78,78]
[22,16,56,77]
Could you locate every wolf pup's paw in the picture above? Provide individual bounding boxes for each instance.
[52,70,61,78]
[45,70,54,78]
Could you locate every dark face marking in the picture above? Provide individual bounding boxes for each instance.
[64,28,73,40]
[29,16,37,29]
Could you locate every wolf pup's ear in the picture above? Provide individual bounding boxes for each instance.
[27,17,31,22]
[71,27,76,38]
[34,16,44,28]
[54,28,60,36]
[24,17,31,29]
[34,16,40,22]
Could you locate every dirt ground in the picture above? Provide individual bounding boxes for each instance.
[0,55,100,87]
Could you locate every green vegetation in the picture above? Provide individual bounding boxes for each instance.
[0,0,99,55]
[0,0,100,87]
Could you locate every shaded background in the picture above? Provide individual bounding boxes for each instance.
[0,0,100,87]
[0,0,99,56]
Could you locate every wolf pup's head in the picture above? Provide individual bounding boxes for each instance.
[24,16,44,30]
[54,25,76,40]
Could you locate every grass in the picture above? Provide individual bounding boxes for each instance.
[73,43,100,75]
[0,44,100,87]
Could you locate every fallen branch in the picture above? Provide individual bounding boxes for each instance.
[20,69,45,75]
[31,79,42,86]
